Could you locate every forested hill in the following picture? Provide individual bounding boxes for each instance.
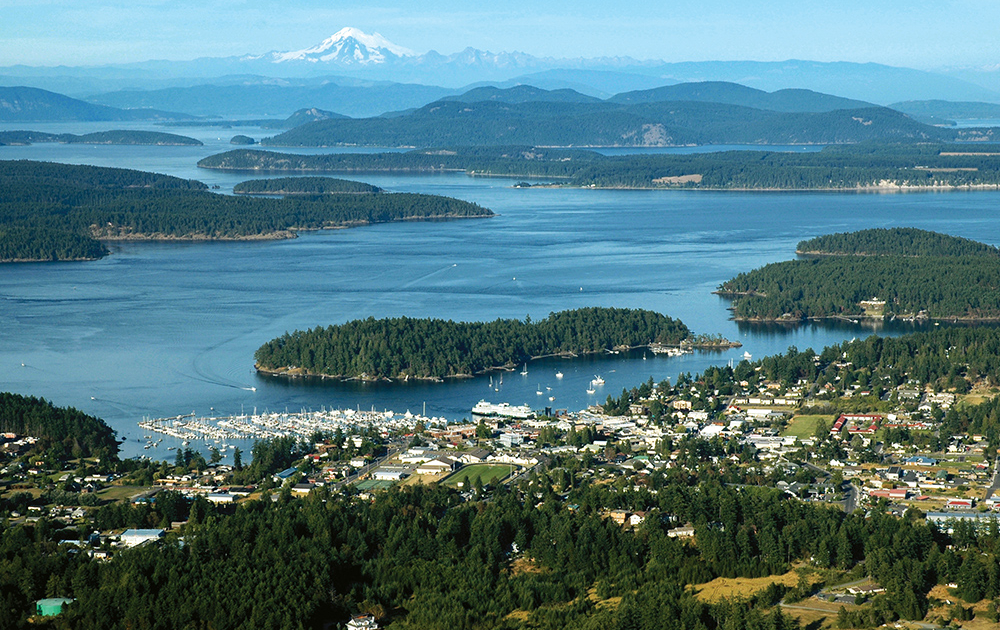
[0,129,202,146]
[797,228,1000,257]
[199,143,1000,191]
[719,228,1000,321]
[607,81,874,112]
[0,160,493,262]
[0,392,119,460]
[254,307,690,380]
[263,99,960,148]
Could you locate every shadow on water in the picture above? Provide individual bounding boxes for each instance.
[736,317,1000,337]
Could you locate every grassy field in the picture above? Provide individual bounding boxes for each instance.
[442,463,514,487]
[694,569,810,603]
[781,415,832,439]
[925,584,998,628]
[95,486,152,501]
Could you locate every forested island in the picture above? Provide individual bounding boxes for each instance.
[718,228,1000,321]
[0,130,202,146]
[254,307,691,381]
[796,228,1000,258]
[233,176,381,195]
[0,161,492,262]
[199,143,1000,191]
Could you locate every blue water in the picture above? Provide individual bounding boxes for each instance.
[3,122,1000,460]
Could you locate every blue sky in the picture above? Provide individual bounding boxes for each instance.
[3,0,999,68]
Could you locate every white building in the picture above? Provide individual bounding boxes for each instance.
[120,529,165,547]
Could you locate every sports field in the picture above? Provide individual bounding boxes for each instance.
[442,463,514,487]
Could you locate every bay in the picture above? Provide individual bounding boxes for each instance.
[2,122,999,460]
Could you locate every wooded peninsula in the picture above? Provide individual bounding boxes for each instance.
[199,144,1000,191]
[0,161,493,262]
[717,228,1000,321]
[253,307,691,381]
[0,130,202,146]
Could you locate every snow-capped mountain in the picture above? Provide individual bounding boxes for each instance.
[8,26,1000,106]
[262,28,415,65]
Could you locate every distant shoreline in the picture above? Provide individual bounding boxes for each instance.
[200,163,1000,193]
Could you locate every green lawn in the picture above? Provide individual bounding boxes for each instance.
[442,464,515,487]
[781,414,833,439]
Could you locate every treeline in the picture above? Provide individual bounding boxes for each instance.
[199,143,1000,190]
[254,308,690,379]
[0,130,201,146]
[261,98,955,148]
[0,482,804,630]
[0,393,118,461]
[9,470,1000,629]
[0,160,492,262]
[233,176,381,195]
[797,228,1000,257]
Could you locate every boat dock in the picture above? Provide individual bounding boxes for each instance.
[137,407,446,443]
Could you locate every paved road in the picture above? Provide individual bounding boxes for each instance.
[983,456,1000,501]
[843,482,859,514]
[332,443,403,490]
[802,461,831,477]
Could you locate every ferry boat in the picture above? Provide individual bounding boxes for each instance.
[471,400,535,420]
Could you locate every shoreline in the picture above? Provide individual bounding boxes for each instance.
[729,314,1000,323]
[197,164,1000,193]
[93,213,494,241]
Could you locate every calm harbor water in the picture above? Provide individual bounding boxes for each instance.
[3,122,1000,459]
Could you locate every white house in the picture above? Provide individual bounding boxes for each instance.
[416,457,459,475]
[372,467,407,481]
[120,529,165,548]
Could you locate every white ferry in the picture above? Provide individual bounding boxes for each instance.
[471,400,535,420]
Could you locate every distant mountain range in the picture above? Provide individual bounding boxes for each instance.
[8,79,997,150]
[0,86,196,122]
[4,28,1000,111]
[87,78,455,118]
[262,84,977,148]
[606,82,873,112]
[889,100,1000,124]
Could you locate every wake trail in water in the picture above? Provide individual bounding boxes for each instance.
[398,263,458,289]
[88,396,144,415]
[179,367,256,392]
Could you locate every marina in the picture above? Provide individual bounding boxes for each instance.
[137,407,447,444]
